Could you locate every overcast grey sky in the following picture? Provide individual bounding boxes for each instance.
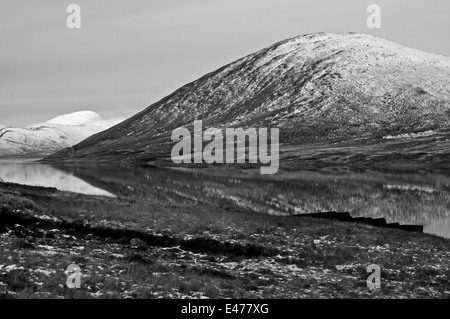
[1,0,449,127]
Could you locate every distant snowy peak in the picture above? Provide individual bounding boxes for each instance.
[32,111,113,128]
[0,111,117,157]
[46,110,101,125]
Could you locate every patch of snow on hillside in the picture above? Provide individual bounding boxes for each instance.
[383,130,435,139]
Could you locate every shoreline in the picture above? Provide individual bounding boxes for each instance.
[1,181,449,299]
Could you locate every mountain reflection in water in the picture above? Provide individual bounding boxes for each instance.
[1,160,449,239]
[0,160,115,197]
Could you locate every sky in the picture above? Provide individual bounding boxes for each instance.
[0,0,449,127]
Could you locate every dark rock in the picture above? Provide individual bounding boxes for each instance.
[129,238,148,251]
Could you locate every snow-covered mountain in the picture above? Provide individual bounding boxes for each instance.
[0,111,116,157]
[47,33,450,172]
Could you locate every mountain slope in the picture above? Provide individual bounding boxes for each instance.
[0,111,116,157]
[47,33,450,171]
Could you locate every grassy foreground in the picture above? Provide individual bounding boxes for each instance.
[0,182,449,299]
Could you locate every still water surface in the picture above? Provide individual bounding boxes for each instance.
[0,158,449,239]
[0,158,115,197]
